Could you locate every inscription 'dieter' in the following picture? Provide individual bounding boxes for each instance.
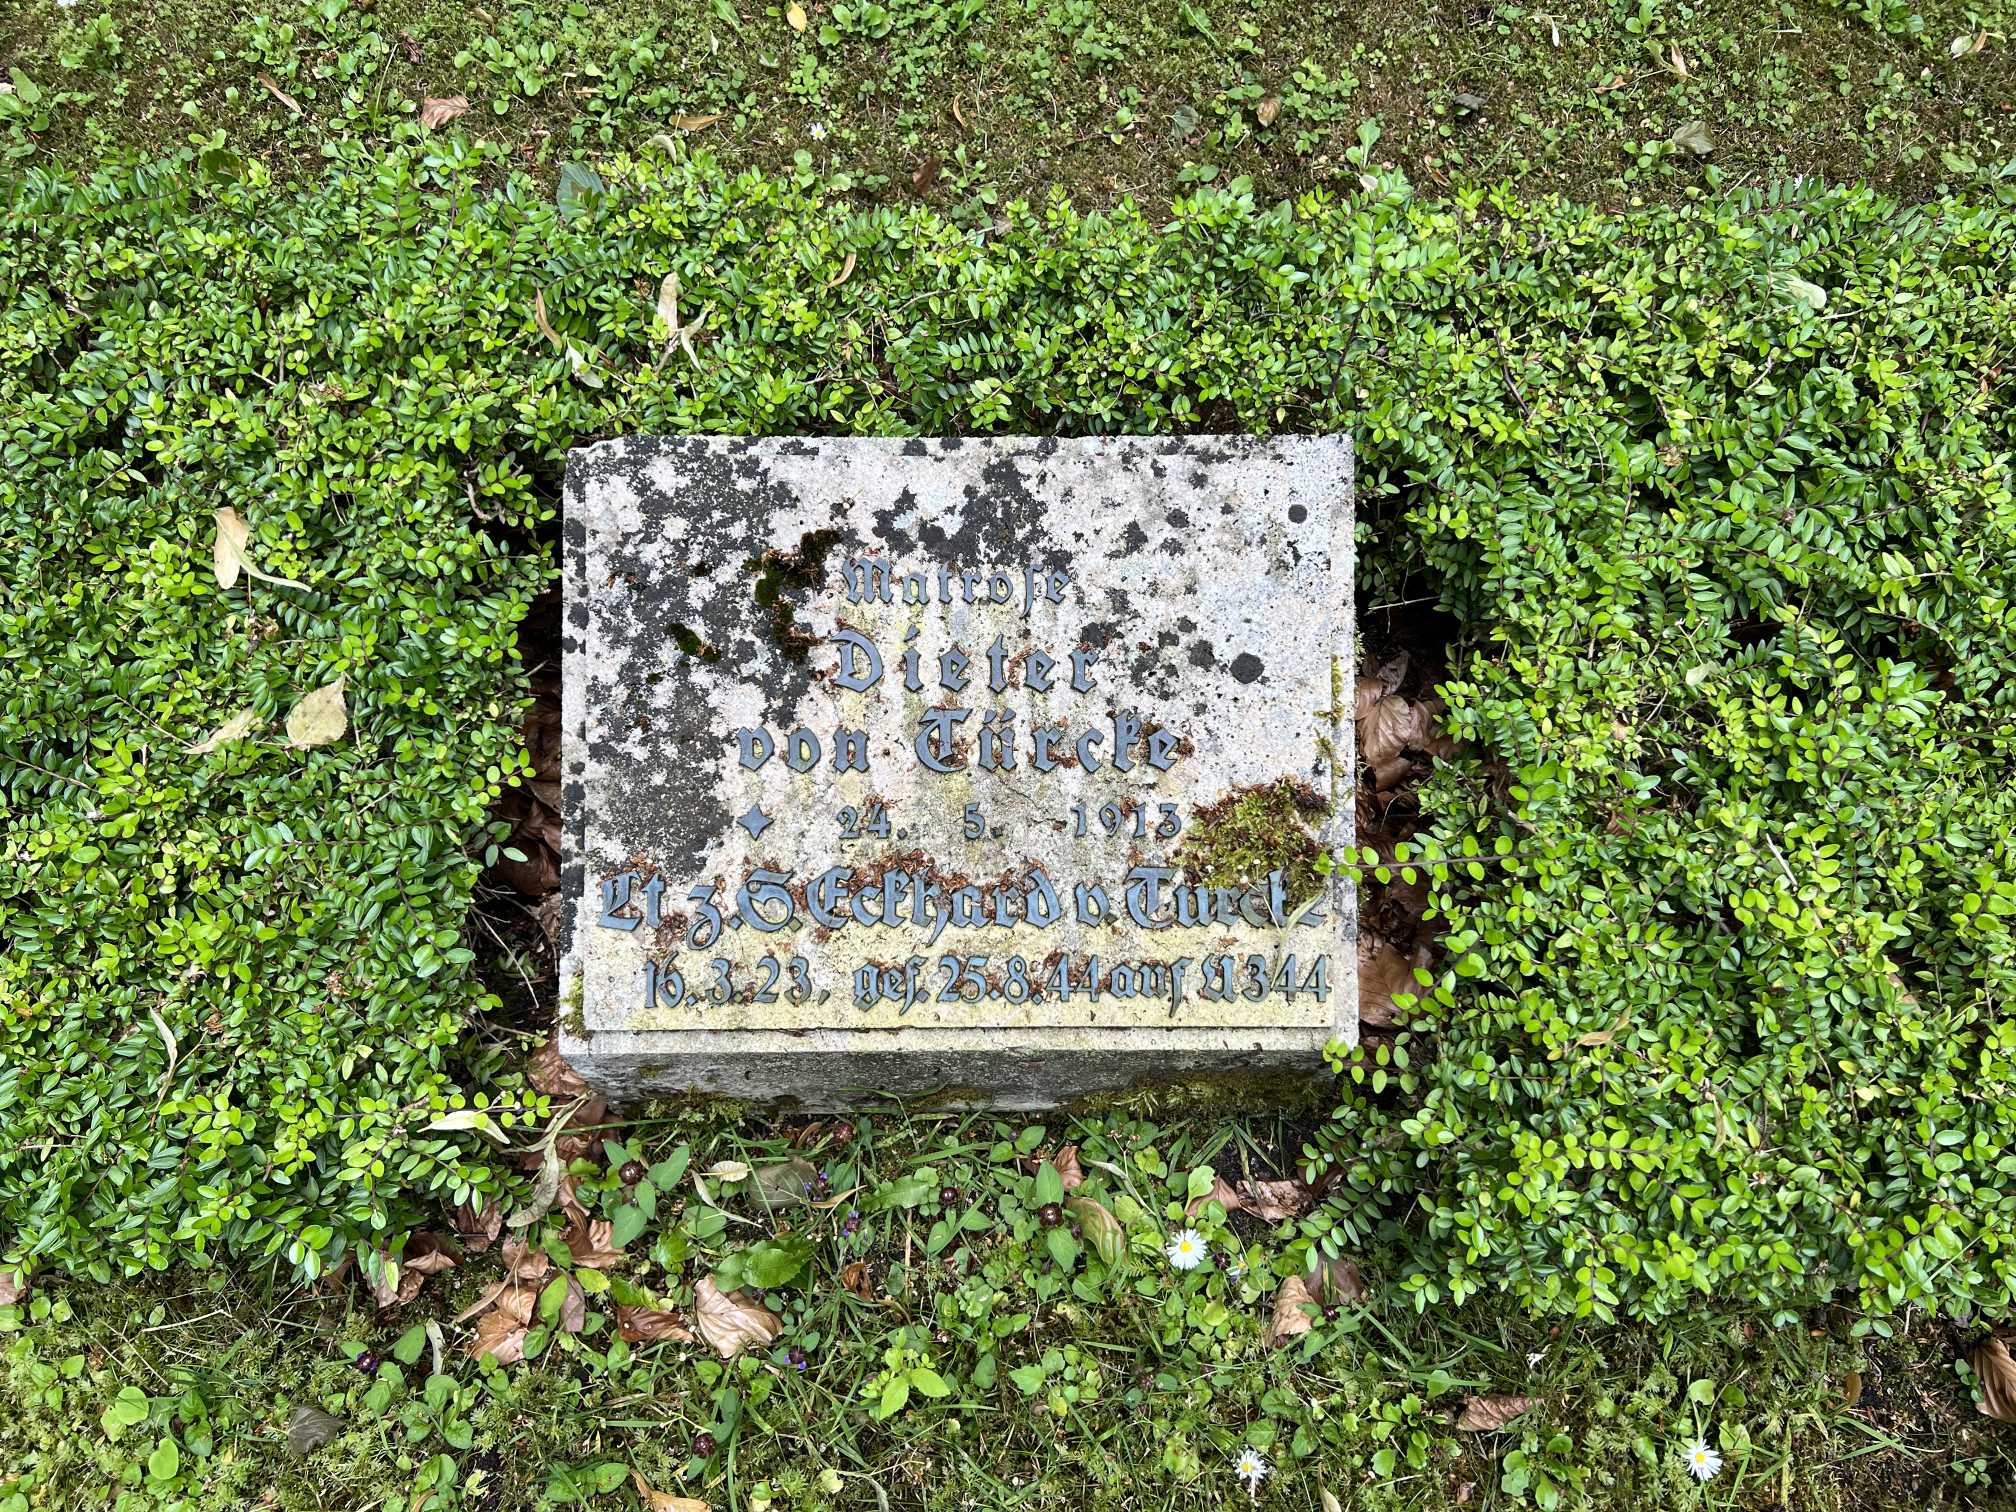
[593,553,1336,1018]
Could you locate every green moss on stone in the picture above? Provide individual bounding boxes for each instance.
[1178,778,1329,909]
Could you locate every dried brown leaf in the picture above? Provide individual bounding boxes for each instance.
[285,679,348,749]
[1050,1145,1084,1191]
[825,250,857,290]
[467,1303,530,1363]
[213,507,309,592]
[187,710,259,755]
[1185,1174,1243,1218]
[1455,1394,1537,1432]
[563,1216,624,1270]
[672,112,724,130]
[1306,1254,1368,1308]
[838,1259,876,1299]
[286,1403,344,1456]
[1266,1273,1319,1347]
[632,1470,710,1512]
[0,1268,28,1306]
[912,154,942,194]
[502,1237,551,1285]
[257,72,304,115]
[1973,1336,2016,1422]
[451,1196,502,1253]
[1256,95,1280,126]
[1359,938,1432,1027]
[693,1277,782,1359]
[527,1037,590,1098]
[557,1275,587,1334]
[1236,1177,1313,1223]
[618,1304,697,1344]
[950,96,967,129]
[419,95,469,130]
[754,1157,820,1206]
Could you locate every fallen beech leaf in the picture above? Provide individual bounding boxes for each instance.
[419,95,469,130]
[1266,1273,1319,1347]
[552,1094,610,1165]
[286,1404,345,1456]
[1049,1145,1084,1191]
[618,1304,697,1343]
[632,1470,710,1512]
[1306,1254,1368,1307]
[1667,43,1688,78]
[785,1,807,28]
[1842,1368,1863,1407]
[557,1275,587,1334]
[950,96,967,129]
[451,1197,503,1253]
[1256,95,1280,126]
[527,1036,590,1098]
[672,112,724,130]
[533,287,564,350]
[285,678,348,749]
[0,1268,28,1306]
[187,709,259,755]
[1359,938,1432,1026]
[564,1216,623,1270]
[702,1160,752,1185]
[1065,1193,1125,1268]
[825,250,856,289]
[467,1287,534,1363]
[213,507,309,591]
[838,1259,875,1299]
[1321,1491,1343,1512]
[1236,1177,1313,1223]
[1973,1336,2016,1422]
[1185,1174,1243,1218]
[912,154,942,194]
[754,1157,820,1206]
[257,72,303,115]
[1455,1394,1536,1432]
[693,1277,782,1359]
[1670,119,1714,157]
[502,1237,552,1284]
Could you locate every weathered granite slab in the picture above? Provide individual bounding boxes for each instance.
[559,435,1354,1108]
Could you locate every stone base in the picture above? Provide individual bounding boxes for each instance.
[558,1024,1337,1110]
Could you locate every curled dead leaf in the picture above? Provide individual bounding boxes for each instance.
[1972,1335,2016,1422]
[950,96,967,129]
[213,507,309,592]
[187,709,259,756]
[467,1285,535,1363]
[672,112,725,131]
[912,154,942,194]
[838,1259,876,1299]
[419,95,469,130]
[1359,937,1433,1027]
[633,1469,710,1512]
[785,1,807,28]
[1235,1177,1312,1224]
[1455,1394,1537,1432]
[0,1268,28,1306]
[527,1036,590,1098]
[1185,1174,1243,1218]
[285,1403,345,1456]
[563,1215,624,1270]
[825,250,857,290]
[451,1196,503,1253]
[754,1157,820,1206]
[1049,1145,1084,1191]
[693,1277,782,1359]
[618,1304,697,1343]
[1266,1273,1319,1347]
[1256,95,1280,127]
[1064,1193,1126,1268]
[285,678,348,749]
[1306,1254,1368,1308]
[257,72,303,115]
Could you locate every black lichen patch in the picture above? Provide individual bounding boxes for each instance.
[1230,651,1266,684]
[1178,778,1329,909]
[748,527,844,662]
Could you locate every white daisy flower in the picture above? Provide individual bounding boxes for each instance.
[1166,1228,1206,1270]
[808,121,828,141]
[1233,1446,1268,1491]
[1681,1438,1722,1481]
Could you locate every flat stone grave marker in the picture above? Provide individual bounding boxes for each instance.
[560,435,1355,1107]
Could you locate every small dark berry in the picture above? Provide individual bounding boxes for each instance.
[354,1351,380,1375]
[938,1185,959,1207]
[829,1119,857,1144]
[620,1160,646,1185]
[1039,1202,1064,1227]
[692,1431,718,1458]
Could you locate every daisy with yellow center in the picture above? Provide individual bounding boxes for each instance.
[1166,1228,1205,1270]
[1233,1446,1268,1491]
[1681,1438,1722,1481]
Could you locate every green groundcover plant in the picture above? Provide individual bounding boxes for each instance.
[4,137,2014,1324]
